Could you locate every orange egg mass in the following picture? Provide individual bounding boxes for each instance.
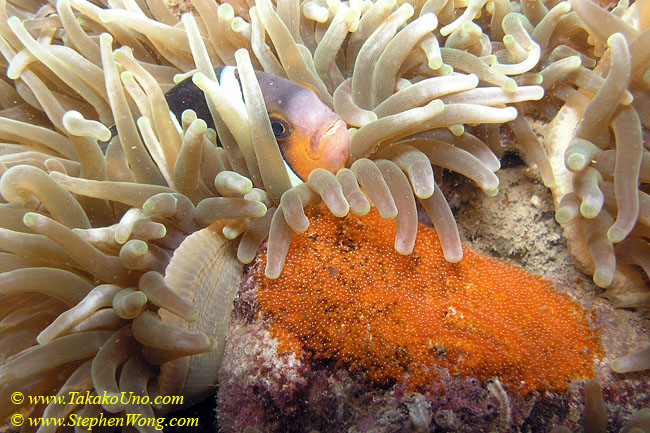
[256,206,602,394]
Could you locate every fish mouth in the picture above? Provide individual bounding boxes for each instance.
[283,117,350,182]
[309,118,350,172]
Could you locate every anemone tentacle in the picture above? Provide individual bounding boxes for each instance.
[0,0,648,428]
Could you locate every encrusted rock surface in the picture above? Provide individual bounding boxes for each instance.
[219,259,537,433]
[215,164,650,433]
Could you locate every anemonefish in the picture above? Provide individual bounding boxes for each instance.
[165,66,350,182]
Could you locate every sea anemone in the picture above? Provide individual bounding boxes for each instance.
[0,0,646,427]
[538,0,650,372]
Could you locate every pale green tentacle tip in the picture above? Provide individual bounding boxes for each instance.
[62,110,112,142]
[354,203,371,216]
[593,269,614,288]
[395,237,416,256]
[483,178,500,197]
[181,109,198,125]
[127,239,149,256]
[503,34,516,45]
[580,202,601,219]
[377,205,398,221]
[265,264,282,280]
[143,194,176,215]
[218,2,235,19]
[439,64,454,75]
[542,176,555,188]
[610,346,650,373]
[444,249,463,263]
[326,0,340,13]
[100,32,114,46]
[243,200,268,218]
[504,78,518,93]
[214,171,254,196]
[607,224,629,243]
[6,16,21,28]
[222,223,245,240]
[174,69,195,85]
[555,208,574,224]
[399,2,415,16]
[420,12,439,28]
[205,128,217,143]
[430,99,445,113]
[606,31,626,47]
[181,12,196,25]
[326,199,350,218]
[565,56,582,69]
[22,212,38,228]
[566,153,588,171]
[251,202,268,218]
[187,309,200,322]
[120,70,135,83]
[237,249,255,265]
[414,183,435,200]
[449,124,464,136]
[114,231,130,245]
[428,57,443,70]
[192,71,209,88]
[132,291,148,307]
[191,118,208,131]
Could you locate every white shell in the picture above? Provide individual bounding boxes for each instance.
[159,224,242,407]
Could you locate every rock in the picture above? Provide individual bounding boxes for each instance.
[216,166,650,433]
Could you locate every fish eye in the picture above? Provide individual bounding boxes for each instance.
[269,116,292,141]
